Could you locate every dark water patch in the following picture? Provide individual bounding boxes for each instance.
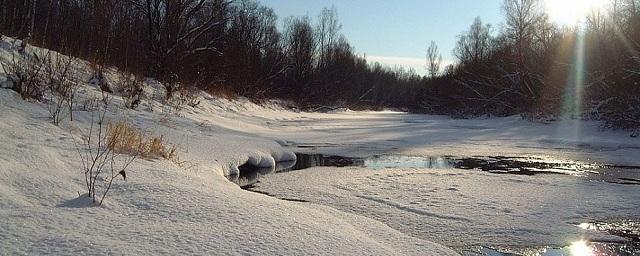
[283,154,609,176]
[228,161,296,188]
[291,154,365,169]
[454,156,601,176]
[228,154,640,188]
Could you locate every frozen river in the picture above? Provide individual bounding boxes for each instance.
[228,111,640,255]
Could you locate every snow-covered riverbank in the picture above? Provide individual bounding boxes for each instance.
[0,83,463,255]
[0,39,458,255]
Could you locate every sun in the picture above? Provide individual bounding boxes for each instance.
[544,0,609,25]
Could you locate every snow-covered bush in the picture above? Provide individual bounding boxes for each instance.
[593,96,640,136]
[587,60,640,136]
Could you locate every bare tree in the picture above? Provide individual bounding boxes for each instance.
[283,16,317,97]
[128,0,231,78]
[316,6,342,68]
[454,17,493,64]
[426,41,442,78]
[502,0,545,64]
[224,0,287,96]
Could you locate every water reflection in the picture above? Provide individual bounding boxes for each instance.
[365,155,456,169]
[279,154,606,176]
[568,240,593,256]
[578,223,597,231]
[577,220,640,244]
[478,220,640,255]
[481,241,595,256]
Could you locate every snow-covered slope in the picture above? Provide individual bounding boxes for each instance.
[0,38,457,255]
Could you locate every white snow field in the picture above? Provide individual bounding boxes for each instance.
[1,36,639,255]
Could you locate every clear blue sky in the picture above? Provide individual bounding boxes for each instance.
[257,0,504,74]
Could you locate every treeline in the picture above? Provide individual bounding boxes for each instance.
[0,0,422,109]
[1,0,639,130]
[421,0,640,131]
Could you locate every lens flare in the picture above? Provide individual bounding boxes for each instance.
[565,31,585,119]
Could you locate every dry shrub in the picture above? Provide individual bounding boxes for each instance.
[107,121,179,161]
[148,135,178,160]
[106,121,145,156]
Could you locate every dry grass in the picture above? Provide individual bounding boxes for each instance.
[107,121,178,161]
[147,135,178,160]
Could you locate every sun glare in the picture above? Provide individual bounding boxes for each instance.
[544,0,608,25]
[569,240,594,256]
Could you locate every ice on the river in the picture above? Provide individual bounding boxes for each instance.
[252,165,640,252]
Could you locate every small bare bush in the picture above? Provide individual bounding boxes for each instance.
[164,74,201,109]
[165,82,200,109]
[115,72,144,109]
[175,84,201,108]
[43,52,77,125]
[1,48,47,100]
[72,100,138,206]
[88,61,112,93]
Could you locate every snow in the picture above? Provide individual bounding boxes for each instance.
[0,37,457,255]
[1,36,639,255]
[253,166,640,251]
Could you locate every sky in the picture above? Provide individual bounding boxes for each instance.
[257,0,504,75]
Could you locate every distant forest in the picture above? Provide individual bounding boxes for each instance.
[1,0,639,130]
